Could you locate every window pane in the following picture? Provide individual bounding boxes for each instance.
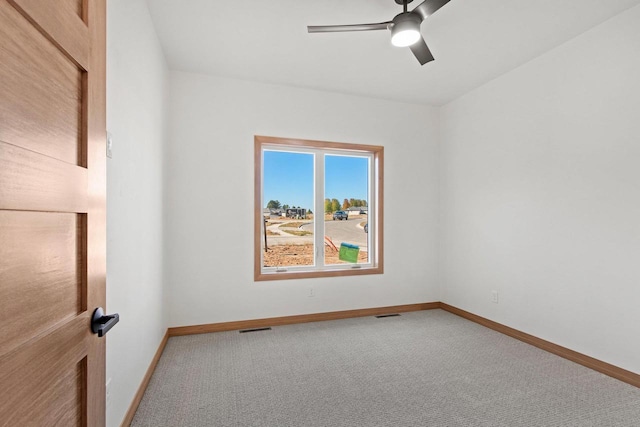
[262,150,315,268]
[255,135,383,281]
[324,154,369,266]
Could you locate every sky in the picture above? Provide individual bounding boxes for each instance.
[263,151,369,210]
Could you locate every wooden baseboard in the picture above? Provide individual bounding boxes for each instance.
[439,303,640,389]
[120,331,169,427]
[168,302,440,337]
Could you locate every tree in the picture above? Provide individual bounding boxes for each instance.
[331,198,340,212]
[325,199,332,213]
[282,204,290,211]
[342,199,350,210]
[266,200,281,209]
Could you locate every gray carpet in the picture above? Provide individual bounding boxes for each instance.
[131,310,640,426]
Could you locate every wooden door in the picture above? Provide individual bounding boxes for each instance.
[0,0,106,425]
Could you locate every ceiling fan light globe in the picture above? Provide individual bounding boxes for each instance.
[390,13,421,47]
[391,28,420,47]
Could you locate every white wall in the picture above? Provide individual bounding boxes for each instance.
[440,5,640,374]
[164,72,440,327]
[106,0,168,425]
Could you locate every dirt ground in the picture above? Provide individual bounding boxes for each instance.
[263,244,368,267]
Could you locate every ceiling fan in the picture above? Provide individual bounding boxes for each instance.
[308,0,451,65]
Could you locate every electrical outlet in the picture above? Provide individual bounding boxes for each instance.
[491,290,499,304]
[308,288,314,298]
[106,378,112,408]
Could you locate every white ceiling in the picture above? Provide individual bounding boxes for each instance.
[146,0,640,106]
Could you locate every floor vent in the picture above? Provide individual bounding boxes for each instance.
[375,313,400,318]
[239,327,272,333]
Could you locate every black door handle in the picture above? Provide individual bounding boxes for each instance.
[91,307,119,337]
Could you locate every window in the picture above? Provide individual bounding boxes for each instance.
[255,135,383,281]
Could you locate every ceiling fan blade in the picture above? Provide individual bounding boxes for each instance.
[308,22,391,33]
[411,0,451,22]
[409,37,435,65]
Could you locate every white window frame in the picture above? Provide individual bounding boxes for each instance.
[254,135,384,281]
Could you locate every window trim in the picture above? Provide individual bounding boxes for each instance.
[254,135,384,281]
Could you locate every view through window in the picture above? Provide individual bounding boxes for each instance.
[255,136,383,281]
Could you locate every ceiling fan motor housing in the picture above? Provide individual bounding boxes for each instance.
[392,11,422,28]
[390,12,422,47]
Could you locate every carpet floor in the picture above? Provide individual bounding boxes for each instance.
[131,309,640,426]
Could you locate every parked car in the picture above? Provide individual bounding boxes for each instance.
[364,223,368,233]
[333,210,348,220]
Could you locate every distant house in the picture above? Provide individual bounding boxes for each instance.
[264,208,284,218]
[346,206,367,215]
[286,208,307,218]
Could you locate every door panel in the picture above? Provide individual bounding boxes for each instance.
[9,0,89,68]
[0,0,106,424]
[0,211,85,356]
[0,316,89,426]
[0,1,83,164]
[5,358,87,427]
